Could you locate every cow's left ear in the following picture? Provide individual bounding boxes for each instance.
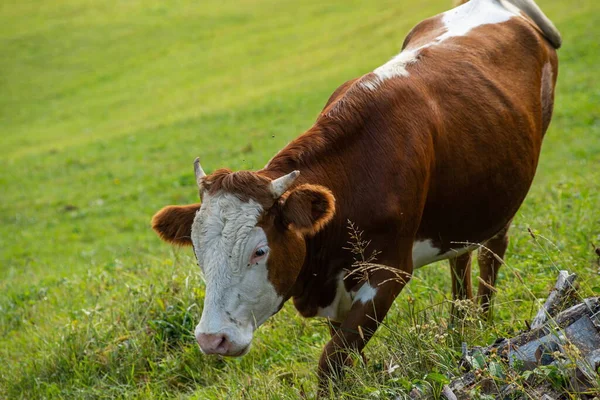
[280,184,335,236]
[151,203,201,246]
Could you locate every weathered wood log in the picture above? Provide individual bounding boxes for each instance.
[530,270,577,329]
[494,297,600,369]
[444,270,600,399]
[449,300,600,398]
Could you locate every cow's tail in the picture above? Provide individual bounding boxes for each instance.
[453,0,562,49]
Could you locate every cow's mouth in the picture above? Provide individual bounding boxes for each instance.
[223,344,250,358]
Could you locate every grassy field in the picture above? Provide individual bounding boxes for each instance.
[1,0,599,398]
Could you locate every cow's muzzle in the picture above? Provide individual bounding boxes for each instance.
[196,332,249,357]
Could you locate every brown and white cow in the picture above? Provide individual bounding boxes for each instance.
[152,0,560,387]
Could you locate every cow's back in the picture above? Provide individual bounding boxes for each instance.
[331,1,559,254]
[266,0,559,274]
[409,7,558,250]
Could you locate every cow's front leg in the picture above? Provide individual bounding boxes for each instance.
[317,267,412,390]
[324,320,356,372]
[327,319,369,366]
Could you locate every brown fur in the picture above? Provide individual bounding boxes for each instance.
[151,204,200,246]
[258,184,336,297]
[202,168,275,207]
[478,223,511,313]
[281,184,336,237]
[258,214,306,297]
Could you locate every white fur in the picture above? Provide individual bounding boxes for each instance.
[316,272,353,321]
[191,192,282,353]
[315,274,379,321]
[412,239,477,269]
[361,0,516,90]
[438,0,514,42]
[371,48,420,82]
[352,282,378,304]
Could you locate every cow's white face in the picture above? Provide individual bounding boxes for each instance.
[191,192,282,356]
[151,167,336,358]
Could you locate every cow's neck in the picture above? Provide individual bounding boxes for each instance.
[260,120,354,185]
[259,122,357,315]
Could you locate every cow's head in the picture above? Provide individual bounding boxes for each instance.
[151,159,335,356]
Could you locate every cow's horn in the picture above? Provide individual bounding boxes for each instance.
[194,157,206,187]
[270,170,300,198]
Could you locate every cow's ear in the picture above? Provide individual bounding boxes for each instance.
[151,204,201,246]
[280,184,335,236]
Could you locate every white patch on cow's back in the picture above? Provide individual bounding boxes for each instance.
[317,272,353,322]
[352,282,378,304]
[412,239,478,269]
[371,48,420,82]
[361,0,517,90]
[437,0,514,42]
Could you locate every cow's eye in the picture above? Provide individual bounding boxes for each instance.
[255,248,266,257]
[250,246,269,264]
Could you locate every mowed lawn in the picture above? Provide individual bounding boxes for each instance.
[1,0,599,398]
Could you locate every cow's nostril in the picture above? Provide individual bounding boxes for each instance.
[215,335,228,352]
[197,332,231,355]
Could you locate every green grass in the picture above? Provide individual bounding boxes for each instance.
[1,0,599,398]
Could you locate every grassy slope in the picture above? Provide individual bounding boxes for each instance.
[1,0,598,398]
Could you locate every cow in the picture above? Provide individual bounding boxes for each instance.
[151,0,560,390]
